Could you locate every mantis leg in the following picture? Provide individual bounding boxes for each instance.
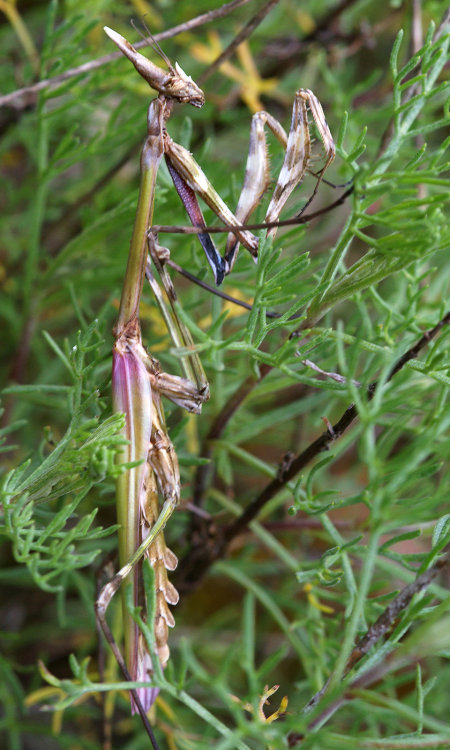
[164,89,335,278]
[146,232,209,402]
[225,89,336,270]
[164,133,260,261]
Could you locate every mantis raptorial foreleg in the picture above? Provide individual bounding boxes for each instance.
[224,89,336,270]
[163,88,335,275]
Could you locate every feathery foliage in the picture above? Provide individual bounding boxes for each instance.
[0,1,449,748]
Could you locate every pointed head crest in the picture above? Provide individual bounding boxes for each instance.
[104,25,205,108]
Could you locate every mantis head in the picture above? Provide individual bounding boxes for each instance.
[104,26,205,107]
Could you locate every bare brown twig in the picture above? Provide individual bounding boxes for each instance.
[284,549,450,746]
[260,0,364,80]
[224,312,450,541]
[0,0,253,109]
[162,183,354,321]
[151,185,354,236]
[198,0,281,85]
[303,549,450,717]
[176,311,450,593]
[288,580,450,747]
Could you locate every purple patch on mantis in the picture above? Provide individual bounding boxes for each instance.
[132,645,159,714]
[165,156,226,285]
[133,686,160,714]
[112,343,159,714]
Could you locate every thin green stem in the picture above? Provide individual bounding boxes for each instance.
[329,529,381,686]
[320,513,358,615]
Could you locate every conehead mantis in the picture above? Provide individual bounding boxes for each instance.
[96,23,337,726]
[96,29,211,722]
